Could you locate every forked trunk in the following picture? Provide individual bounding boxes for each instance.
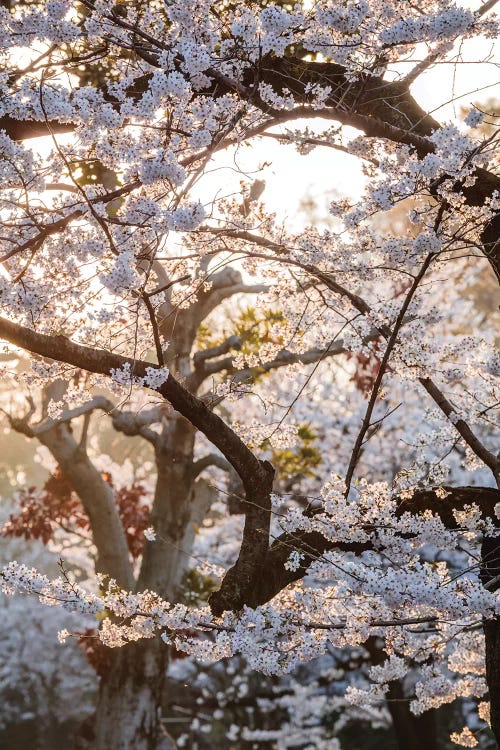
[91,421,215,749]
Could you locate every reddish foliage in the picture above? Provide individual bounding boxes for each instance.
[346,340,385,396]
[1,470,87,543]
[76,628,114,677]
[114,482,151,559]
[2,468,150,558]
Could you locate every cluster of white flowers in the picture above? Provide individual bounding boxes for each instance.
[110,363,169,391]
[1,562,104,615]
[99,250,142,294]
[284,550,304,572]
[464,108,485,129]
[380,7,474,45]
[316,0,369,35]
[167,202,206,231]
[138,151,186,187]
[143,367,169,390]
[143,526,157,542]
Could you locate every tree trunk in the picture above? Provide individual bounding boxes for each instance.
[484,619,500,746]
[364,638,438,750]
[39,424,134,589]
[92,419,210,749]
[94,638,175,750]
[482,537,500,746]
[387,681,438,750]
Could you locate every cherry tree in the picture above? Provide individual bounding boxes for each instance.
[0,0,499,748]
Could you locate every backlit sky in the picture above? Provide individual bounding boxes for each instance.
[200,29,499,230]
[21,2,500,233]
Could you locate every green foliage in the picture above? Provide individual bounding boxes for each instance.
[261,423,322,480]
[180,568,220,605]
[74,160,118,189]
[196,306,288,363]
[196,322,220,350]
[233,306,286,355]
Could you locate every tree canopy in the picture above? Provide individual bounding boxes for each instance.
[0,1,499,748]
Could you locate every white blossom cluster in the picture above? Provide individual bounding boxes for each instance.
[110,363,169,391]
[379,7,474,45]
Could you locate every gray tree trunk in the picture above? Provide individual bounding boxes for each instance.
[94,638,175,750]
[92,420,216,749]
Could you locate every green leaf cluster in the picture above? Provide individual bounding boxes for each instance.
[180,568,220,605]
[197,306,288,362]
[261,424,322,480]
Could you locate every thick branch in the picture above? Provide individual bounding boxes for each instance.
[28,395,114,435]
[191,452,233,478]
[197,332,381,405]
[193,335,242,369]
[245,485,500,608]
[0,115,75,141]
[0,180,140,263]
[0,316,263,480]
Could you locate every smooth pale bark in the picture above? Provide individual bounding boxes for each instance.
[136,420,197,597]
[92,429,219,749]
[38,424,134,590]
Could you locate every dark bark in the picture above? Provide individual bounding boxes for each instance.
[482,538,500,747]
[387,681,438,750]
[484,617,500,747]
[242,486,500,608]
[208,458,275,615]
[363,637,439,750]
[0,115,75,140]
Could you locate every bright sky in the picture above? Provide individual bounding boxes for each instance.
[199,30,499,230]
[23,2,500,235]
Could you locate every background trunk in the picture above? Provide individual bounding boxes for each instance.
[92,420,216,749]
[482,537,500,746]
[94,638,175,750]
[39,424,134,589]
[387,681,438,750]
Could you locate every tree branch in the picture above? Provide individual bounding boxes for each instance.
[201,232,498,485]
[0,314,275,612]
[191,452,233,478]
[244,485,500,608]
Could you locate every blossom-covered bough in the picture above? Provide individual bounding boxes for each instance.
[0,0,499,747]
